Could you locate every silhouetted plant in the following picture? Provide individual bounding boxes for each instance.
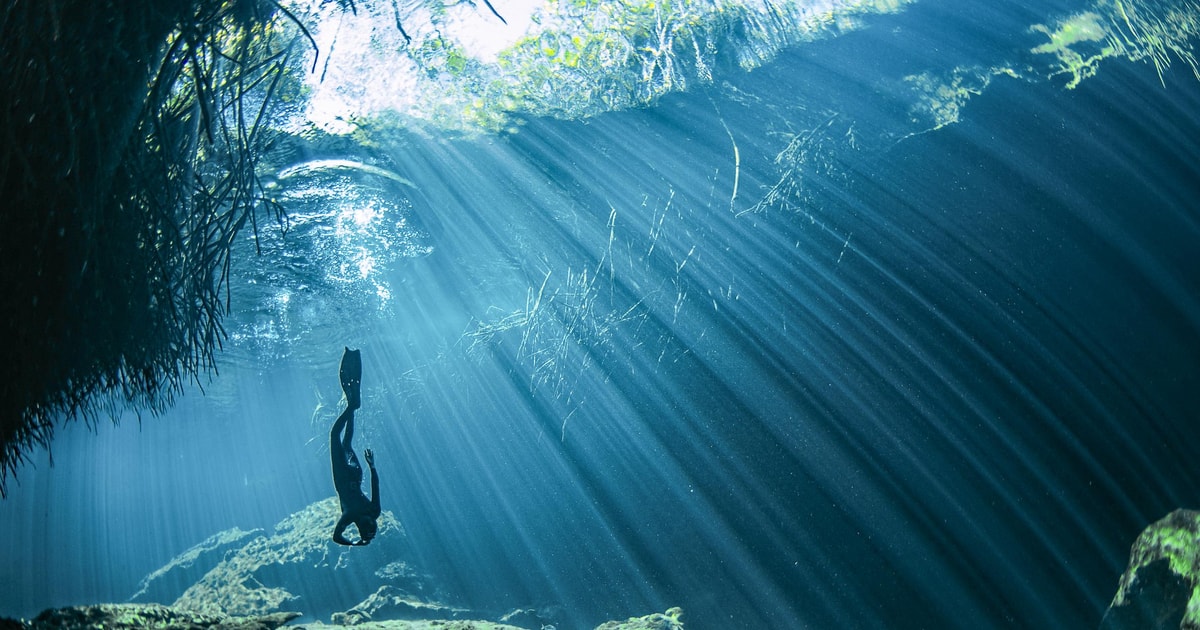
[0,0,321,495]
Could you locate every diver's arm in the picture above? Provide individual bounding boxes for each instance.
[332,513,356,546]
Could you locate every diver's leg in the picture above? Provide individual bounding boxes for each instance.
[330,407,363,499]
[342,409,356,454]
[331,408,352,469]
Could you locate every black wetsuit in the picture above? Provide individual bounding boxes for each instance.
[330,348,380,546]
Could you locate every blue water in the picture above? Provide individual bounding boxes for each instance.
[4,1,1200,628]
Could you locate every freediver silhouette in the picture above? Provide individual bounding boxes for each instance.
[330,347,381,546]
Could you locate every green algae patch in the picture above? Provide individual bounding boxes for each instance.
[1032,11,1108,51]
[903,65,1023,132]
[1031,0,1200,89]
[1031,11,1117,88]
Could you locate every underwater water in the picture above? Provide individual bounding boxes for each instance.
[3,0,1200,627]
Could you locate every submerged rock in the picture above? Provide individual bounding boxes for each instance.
[330,586,468,625]
[130,527,264,604]
[293,622,524,629]
[594,607,684,630]
[134,498,685,628]
[1,603,298,630]
[287,607,684,630]
[1,603,685,630]
[163,497,443,622]
[497,607,563,629]
[1101,509,1200,629]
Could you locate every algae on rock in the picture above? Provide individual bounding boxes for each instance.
[594,607,684,630]
[166,497,438,622]
[131,527,265,605]
[3,603,299,630]
[1101,509,1200,629]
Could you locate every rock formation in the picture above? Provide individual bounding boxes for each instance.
[154,497,443,622]
[1101,509,1200,629]
[594,608,684,630]
[3,602,684,629]
[1,603,299,630]
[131,527,264,605]
[118,497,684,629]
[330,586,468,625]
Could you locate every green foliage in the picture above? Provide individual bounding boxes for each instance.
[302,0,913,136]
[492,0,754,120]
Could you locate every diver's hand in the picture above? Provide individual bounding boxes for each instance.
[364,448,375,468]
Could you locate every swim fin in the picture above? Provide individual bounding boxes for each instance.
[340,347,362,409]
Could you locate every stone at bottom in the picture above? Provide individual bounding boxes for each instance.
[1101,509,1200,630]
[0,603,299,630]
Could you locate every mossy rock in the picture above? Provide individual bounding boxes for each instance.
[593,607,683,630]
[1102,509,1200,629]
[13,603,298,630]
[169,497,436,621]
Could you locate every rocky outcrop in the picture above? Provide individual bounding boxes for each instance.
[496,607,563,629]
[1,603,299,630]
[1101,509,1200,629]
[166,498,442,622]
[297,622,525,629]
[130,527,264,604]
[330,586,468,625]
[594,607,684,630]
[1,603,687,630]
[131,497,686,628]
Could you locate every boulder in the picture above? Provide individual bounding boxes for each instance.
[1101,509,1200,629]
[331,586,469,625]
[130,527,264,604]
[2,603,298,630]
[497,607,563,629]
[135,497,687,629]
[166,497,442,622]
[293,622,526,629]
[593,607,684,630]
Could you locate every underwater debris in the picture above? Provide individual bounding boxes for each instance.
[461,263,643,402]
